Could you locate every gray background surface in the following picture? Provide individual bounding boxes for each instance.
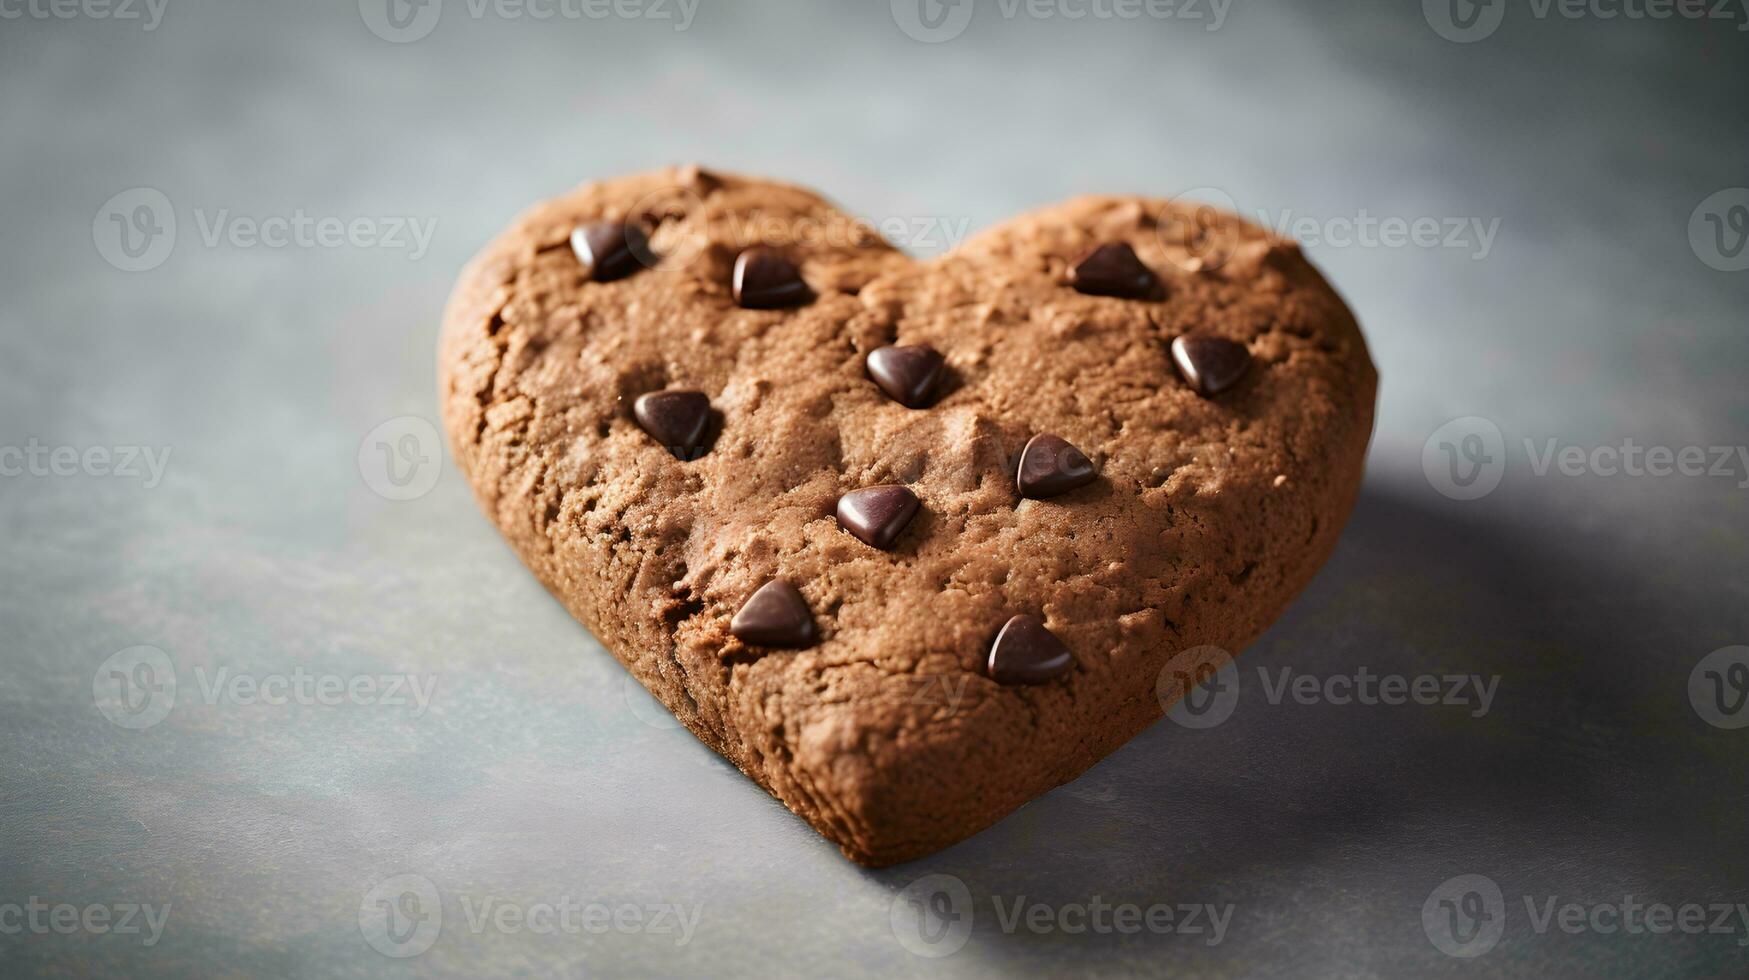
[3,0,1747,976]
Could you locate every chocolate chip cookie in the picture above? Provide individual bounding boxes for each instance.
[438,166,1377,866]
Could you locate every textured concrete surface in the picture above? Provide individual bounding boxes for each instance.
[1,1,1746,976]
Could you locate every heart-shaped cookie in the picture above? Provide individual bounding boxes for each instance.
[439,166,1377,866]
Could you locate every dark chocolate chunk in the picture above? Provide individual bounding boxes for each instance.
[987,615,1074,685]
[1016,433,1096,499]
[730,580,817,648]
[1171,334,1251,397]
[571,221,649,282]
[866,345,946,409]
[836,485,921,550]
[1069,242,1159,299]
[732,248,812,309]
[633,390,712,459]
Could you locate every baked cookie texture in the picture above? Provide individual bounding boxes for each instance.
[439,167,1377,866]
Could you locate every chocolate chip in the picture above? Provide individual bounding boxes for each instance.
[1069,242,1159,300]
[571,221,649,282]
[835,485,921,550]
[1171,334,1251,397]
[1016,434,1096,499]
[866,345,945,409]
[987,615,1074,684]
[633,390,712,459]
[730,580,817,648]
[733,248,812,309]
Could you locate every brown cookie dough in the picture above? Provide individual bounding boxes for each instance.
[438,166,1377,866]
